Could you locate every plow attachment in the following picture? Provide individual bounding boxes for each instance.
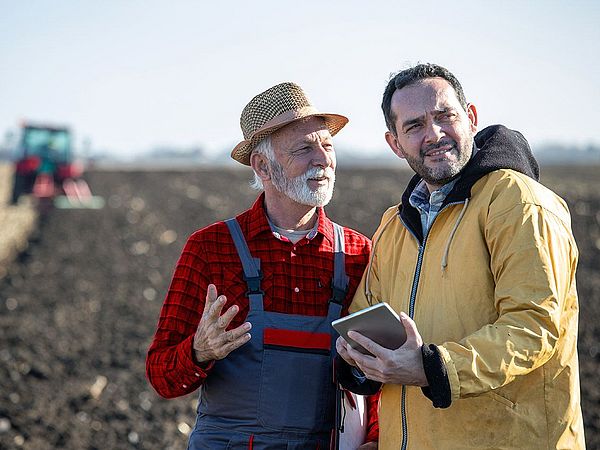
[53,178,105,209]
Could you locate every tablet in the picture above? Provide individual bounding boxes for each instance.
[332,302,407,355]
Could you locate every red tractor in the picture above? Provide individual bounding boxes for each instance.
[10,122,103,208]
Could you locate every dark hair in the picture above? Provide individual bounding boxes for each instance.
[382,63,468,135]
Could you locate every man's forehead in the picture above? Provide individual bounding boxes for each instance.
[274,117,331,141]
[391,78,460,116]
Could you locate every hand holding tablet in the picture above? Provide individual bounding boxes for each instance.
[332,302,407,356]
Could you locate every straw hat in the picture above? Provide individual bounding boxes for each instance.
[231,82,349,165]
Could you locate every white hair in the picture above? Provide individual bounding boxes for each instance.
[249,136,274,191]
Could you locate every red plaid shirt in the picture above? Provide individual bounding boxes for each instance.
[146,194,378,441]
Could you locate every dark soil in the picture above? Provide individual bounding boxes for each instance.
[0,166,598,449]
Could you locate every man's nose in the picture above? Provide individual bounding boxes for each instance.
[424,122,445,144]
[311,144,334,167]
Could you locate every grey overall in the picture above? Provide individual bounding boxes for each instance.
[187,218,348,450]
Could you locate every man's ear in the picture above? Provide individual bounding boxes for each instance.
[385,131,406,160]
[467,103,478,133]
[250,152,271,181]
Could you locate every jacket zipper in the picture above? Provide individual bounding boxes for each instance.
[400,228,428,450]
[398,200,464,450]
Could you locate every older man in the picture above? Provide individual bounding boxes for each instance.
[146,82,378,449]
[337,64,585,449]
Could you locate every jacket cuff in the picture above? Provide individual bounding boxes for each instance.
[334,355,382,395]
[420,344,452,408]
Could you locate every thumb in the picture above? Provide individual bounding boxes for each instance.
[400,312,423,347]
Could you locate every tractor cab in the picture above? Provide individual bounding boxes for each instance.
[21,125,71,167]
[11,122,103,208]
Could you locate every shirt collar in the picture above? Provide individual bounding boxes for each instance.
[246,193,335,245]
[409,176,459,211]
[245,194,275,240]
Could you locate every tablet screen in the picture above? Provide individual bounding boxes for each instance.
[332,302,407,355]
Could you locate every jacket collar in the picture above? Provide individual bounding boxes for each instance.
[398,125,540,242]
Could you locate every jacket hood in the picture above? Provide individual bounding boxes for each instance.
[399,125,540,241]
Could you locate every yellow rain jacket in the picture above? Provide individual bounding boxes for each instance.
[349,126,585,449]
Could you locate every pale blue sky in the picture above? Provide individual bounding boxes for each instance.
[1,1,599,157]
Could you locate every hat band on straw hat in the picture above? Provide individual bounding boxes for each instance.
[256,106,320,136]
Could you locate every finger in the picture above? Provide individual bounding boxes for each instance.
[201,284,218,319]
[208,295,227,321]
[353,359,381,383]
[336,337,357,361]
[212,332,252,360]
[345,341,376,366]
[217,304,240,329]
[224,332,252,353]
[350,354,384,383]
[335,336,349,354]
[220,327,251,351]
[347,330,388,358]
[336,337,357,366]
[222,322,252,343]
[400,312,423,347]
[344,343,380,381]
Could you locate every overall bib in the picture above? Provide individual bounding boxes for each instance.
[187,218,349,450]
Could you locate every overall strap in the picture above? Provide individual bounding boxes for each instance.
[330,222,349,450]
[328,223,348,341]
[224,218,264,312]
[330,222,349,308]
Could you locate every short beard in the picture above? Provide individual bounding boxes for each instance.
[269,160,335,207]
[402,137,473,186]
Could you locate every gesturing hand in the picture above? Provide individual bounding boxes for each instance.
[341,312,427,386]
[193,284,252,363]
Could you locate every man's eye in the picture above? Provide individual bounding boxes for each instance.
[405,124,421,133]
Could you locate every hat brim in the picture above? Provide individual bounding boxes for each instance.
[231,110,349,166]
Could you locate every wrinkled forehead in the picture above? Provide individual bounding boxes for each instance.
[273,117,331,145]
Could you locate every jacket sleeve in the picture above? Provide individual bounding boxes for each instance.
[437,198,578,403]
[336,355,383,395]
[146,234,214,398]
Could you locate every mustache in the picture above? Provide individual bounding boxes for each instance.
[302,166,335,180]
[421,139,457,157]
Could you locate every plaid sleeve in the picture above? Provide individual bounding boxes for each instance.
[145,232,213,398]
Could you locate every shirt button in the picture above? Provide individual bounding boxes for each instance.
[182,384,188,388]
[194,372,200,377]
[294,287,300,293]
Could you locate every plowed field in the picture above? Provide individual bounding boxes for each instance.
[1,166,598,449]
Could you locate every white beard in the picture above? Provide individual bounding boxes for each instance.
[269,162,335,207]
